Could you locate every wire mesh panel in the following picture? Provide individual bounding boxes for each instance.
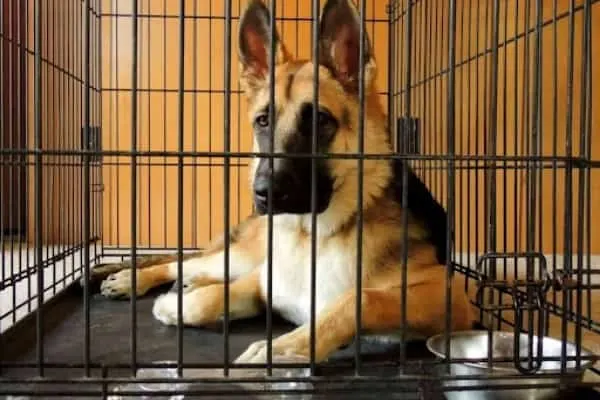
[0,0,599,398]
[390,0,600,390]
[0,0,102,337]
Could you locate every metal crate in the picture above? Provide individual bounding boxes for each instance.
[1,0,598,398]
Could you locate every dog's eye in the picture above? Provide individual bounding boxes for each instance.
[255,114,269,128]
[318,111,332,126]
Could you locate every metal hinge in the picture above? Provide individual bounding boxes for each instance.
[81,126,102,163]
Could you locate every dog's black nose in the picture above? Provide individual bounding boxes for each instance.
[253,176,288,205]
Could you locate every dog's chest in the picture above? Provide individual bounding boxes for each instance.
[258,229,356,326]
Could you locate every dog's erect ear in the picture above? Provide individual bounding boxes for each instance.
[318,0,375,93]
[238,0,289,98]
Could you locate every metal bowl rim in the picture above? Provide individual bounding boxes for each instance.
[425,330,596,373]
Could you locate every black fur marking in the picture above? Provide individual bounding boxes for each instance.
[390,159,450,265]
[340,107,351,128]
[252,103,336,215]
[284,71,296,101]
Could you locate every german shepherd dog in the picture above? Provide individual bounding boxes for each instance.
[99,0,474,364]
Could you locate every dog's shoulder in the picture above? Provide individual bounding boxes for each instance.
[388,159,449,265]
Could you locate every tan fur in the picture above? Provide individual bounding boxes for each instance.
[99,0,473,364]
[237,268,473,362]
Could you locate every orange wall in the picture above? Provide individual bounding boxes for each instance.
[397,0,600,254]
[100,0,390,248]
[23,0,103,245]
[99,0,599,256]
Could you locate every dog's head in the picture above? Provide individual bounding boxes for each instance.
[238,0,392,233]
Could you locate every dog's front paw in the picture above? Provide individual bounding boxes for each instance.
[152,287,221,326]
[152,292,181,325]
[234,331,310,364]
[100,269,152,299]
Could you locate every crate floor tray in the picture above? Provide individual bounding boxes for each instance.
[1,284,599,400]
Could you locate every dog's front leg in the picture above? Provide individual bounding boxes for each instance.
[235,274,473,363]
[100,216,266,299]
[152,268,263,326]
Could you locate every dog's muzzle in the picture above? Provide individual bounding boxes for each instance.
[253,172,294,214]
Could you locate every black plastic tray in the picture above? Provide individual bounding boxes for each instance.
[1,283,599,399]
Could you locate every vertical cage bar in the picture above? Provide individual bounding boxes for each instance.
[512,0,519,294]
[481,0,489,266]
[28,0,34,298]
[426,0,432,189]
[433,0,440,196]
[295,0,299,57]
[521,0,536,367]
[575,0,592,369]
[69,0,77,274]
[397,0,403,153]
[162,0,165,247]
[414,0,422,169]
[474,0,480,273]
[130,0,139,375]
[18,2,27,288]
[69,0,74,281]
[113,0,120,249]
[42,0,47,267]
[34,0,44,377]
[354,0,367,375]
[82,0,92,376]
[176,0,185,376]
[94,4,99,239]
[423,0,429,184]
[0,0,4,301]
[584,0,593,333]
[534,0,543,304]
[550,0,558,324]
[0,0,5,346]
[49,0,55,282]
[191,0,197,248]
[561,0,576,373]
[391,2,396,149]
[533,0,544,345]
[387,1,394,140]
[236,0,242,227]
[33,0,44,376]
[223,0,232,375]
[58,0,65,284]
[147,0,152,247]
[266,0,276,375]
[465,0,473,298]
[106,0,112,251]
[399,0,412,369]
[485,0,500,366]
[207,0,213,241]
[10,0,16,316]
[441,0,448,201]
[500,0,509,329]
[459,0,466,284]
[445,0,457,365]
[77,0,82,274]
[309,0,320,375]
[0,0,5,360]
[162,0,167,246]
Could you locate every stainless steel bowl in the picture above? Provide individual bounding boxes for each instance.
[426,330,595,400]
